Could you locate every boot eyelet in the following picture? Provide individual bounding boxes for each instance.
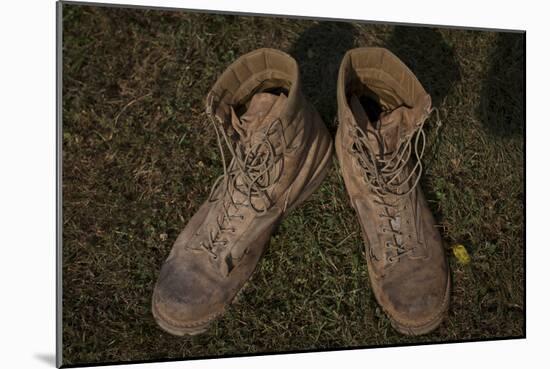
[385,241,391,248]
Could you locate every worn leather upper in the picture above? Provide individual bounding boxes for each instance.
[153,49,332,333]
[335,47,449,332]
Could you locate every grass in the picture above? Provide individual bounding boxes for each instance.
[61,3,525,366]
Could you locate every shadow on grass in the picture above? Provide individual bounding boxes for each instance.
[477,32,525,138]
[386,26,461,109]
[289,21,358,133]
[385,26,460,231]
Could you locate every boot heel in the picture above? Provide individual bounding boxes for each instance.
[286,113,334,213]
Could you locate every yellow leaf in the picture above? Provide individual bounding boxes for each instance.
[452,244,471,265]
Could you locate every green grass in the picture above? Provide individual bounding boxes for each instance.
[61,4,525,366]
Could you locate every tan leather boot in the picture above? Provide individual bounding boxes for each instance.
[335,47,450,335]
[152,48,333,336]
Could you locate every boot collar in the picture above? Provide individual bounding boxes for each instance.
[336,47,432,127]
[206,48,305,131]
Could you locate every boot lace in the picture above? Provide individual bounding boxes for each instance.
[347,107,439,264]
[196,110,296,259]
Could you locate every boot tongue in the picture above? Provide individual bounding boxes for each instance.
[349,94,416,154]
[230,92,287,142]
[206,93,289,274]
[226,92,288,212]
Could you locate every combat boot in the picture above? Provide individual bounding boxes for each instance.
[335,47,450,335]
[152,48,333,335]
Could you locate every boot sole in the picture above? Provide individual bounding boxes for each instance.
[153,114,333,336]
[152,299,217,336]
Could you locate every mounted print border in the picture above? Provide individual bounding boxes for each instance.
[56,1,526,367]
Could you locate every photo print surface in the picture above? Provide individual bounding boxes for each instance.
[59,1,525,366]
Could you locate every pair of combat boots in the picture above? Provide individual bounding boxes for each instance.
[152,48,450,337]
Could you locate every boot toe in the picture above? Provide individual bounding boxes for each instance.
[381,264,449,334]
[152,257,226,334]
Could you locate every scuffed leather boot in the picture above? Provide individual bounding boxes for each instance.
[335,47,450,335]
[152,48,333,335]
